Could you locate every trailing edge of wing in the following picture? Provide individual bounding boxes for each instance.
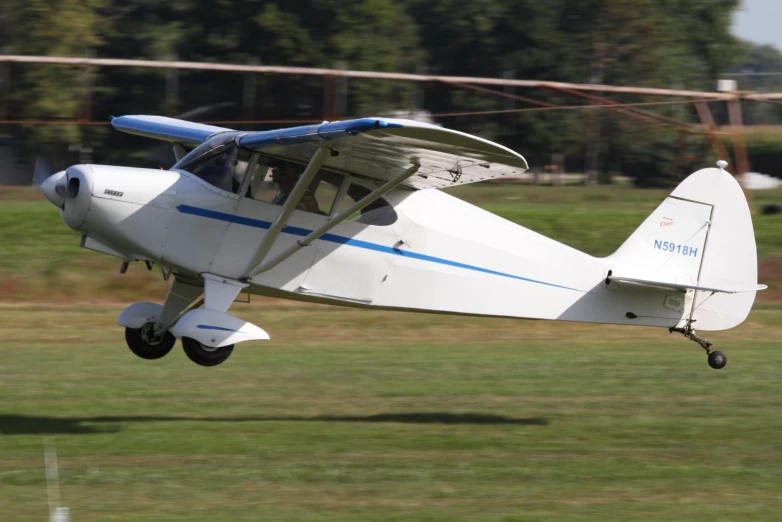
[110,115,234,145]
[609,275,767,294]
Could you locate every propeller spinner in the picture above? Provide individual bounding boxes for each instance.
[39,170,67,208]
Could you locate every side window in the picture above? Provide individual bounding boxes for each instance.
[245,159,344,216]
[310,171,343,216]
[333,182,398,226]
[175,140,253,195]
[246,165,278,202]
[184,146,237,192]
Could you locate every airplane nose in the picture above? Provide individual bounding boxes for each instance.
[40,170,67,207]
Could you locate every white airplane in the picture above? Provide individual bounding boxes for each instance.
[39,115,766,369]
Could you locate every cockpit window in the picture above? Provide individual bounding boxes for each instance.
[173,140,396,225]
[172,133,253,194]
[243,159,343,216]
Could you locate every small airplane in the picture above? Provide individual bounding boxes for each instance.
[38,115,766,369]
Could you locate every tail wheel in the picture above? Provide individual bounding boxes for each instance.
[182,337,234,367]
[125,322,176,360]
[708,350,728,370]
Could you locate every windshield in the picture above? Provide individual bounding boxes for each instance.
[172,133,252,193]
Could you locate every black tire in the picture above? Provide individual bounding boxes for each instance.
[708,350,728,370]
[182,337,234,367]
[125,323,176,360]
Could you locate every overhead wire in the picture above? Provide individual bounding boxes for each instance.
[0,99,727,127]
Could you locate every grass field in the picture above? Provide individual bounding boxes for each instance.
[1,182,781,520]
[1,304,781,521]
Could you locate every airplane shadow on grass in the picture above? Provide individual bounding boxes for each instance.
[0,412,549,435]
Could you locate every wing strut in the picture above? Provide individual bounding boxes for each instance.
[245,163,420,278]
[243,147,329,275]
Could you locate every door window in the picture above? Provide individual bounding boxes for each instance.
[245,159,344,216]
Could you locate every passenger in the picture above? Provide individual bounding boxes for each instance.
[271,162,321,214]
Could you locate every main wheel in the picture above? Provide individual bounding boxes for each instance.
[708,350,727,370]
[125,322,176,360]
[182,337,234,367]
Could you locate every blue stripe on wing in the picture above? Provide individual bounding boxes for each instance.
[238,118,402,149]
[110,115,234,145]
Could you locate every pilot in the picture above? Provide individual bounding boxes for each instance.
[271,162,321,214]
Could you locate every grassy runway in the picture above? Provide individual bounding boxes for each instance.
[1,183,780,519]
[1,304,781,521]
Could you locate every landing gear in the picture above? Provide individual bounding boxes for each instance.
[669,320,727,370]
[181,337,234,367]
[125,322,176,360]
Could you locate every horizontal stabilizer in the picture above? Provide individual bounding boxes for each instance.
[609,275,767,294]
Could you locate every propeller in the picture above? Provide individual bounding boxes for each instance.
[32,156,67,208]
[32,155,54,187]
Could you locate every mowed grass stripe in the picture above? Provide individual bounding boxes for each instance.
[1,306,781,520]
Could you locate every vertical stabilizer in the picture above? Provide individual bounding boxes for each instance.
[607,166,760,331]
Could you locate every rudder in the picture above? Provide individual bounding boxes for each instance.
[607,167,760,331]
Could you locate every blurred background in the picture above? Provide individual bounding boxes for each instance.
[0,0,781,183]
[2,1,782,521]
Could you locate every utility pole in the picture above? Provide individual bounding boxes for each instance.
[322,74,335,121]
[0,47,9,124]
[728,96,752,211]
[584,41,606,185]
[411,66,427,115]
[242,57,259,123]
[166,51,179,117]
[80,49,95,123]
[502,69,516,131]
[334,61,348,118]
[718,78,753,212]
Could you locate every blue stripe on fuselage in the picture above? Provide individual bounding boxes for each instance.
[176,204,582,292]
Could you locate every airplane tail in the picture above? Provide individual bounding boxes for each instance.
[605,166,763,331]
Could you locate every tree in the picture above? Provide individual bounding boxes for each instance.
[6,0,105,166]
[558,0,739,183]
[0,0,746,180]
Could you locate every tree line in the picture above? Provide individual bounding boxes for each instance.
[1,0,780,183]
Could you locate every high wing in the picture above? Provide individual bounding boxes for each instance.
[110,115,233,145]
[111,116,528,189]
[238,118,528,189]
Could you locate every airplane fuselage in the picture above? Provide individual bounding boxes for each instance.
[59,163,688,329]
